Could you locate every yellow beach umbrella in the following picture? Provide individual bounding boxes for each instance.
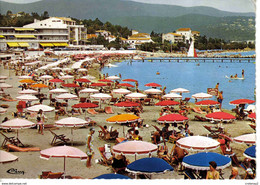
[19,79,36,84]
[31,83,48,88]
[106,114,139,124]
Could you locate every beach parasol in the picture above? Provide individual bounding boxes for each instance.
[81,75,96,80]
[55,93,78,100]
[16,95,38,101]
[39,75,53,80]
[155,100,180,106]
[243,145,256,160]
[27,104,55,112]
[144,88,162,94]
[248,113,256,120]
[125,93,147,99]
[195,100,220,106]
[106,114,139,124]
[112,140,157,160]
[0,83,13,88]
[90,93,111,108]
[0,107,7,114]
[72,102,98,109]
[0,118,35,139]
[18,75,32,79]
[170,88,190,94]
[0,150,18,164]
[192,92,213,100]
[98,79,113,83]
[205,112,236,121]
[77,68,88,72]
[93,173,131,179]
[79,88,98,94]
[122,79,137,82]
[233,133,256,144]
[114,102,140,108]
[182,152,231,170]
[75,78,91,83]
[157,113,188,124]
[144,83,161,88]
[162,93,182,99]
[107,75,121,80]
[49,79,64,83]
[30,83,48,88]
[49,88,68,94]
[62,83,80,88]
[230,99,255,105]
[126,157,173,178]
[40,146,87,177]
[118,83,135,88]
[18,89,38,95]
[55,117,88,145]
[60,75,74,79]
[90,83,107,87]
[19,79,36,84]
[176,136,220,151]
[112,88,131,95]
[0,76,8,80]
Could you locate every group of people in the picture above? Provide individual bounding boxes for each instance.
[229,69,245,79]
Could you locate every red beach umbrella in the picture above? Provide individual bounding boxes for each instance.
[98,79,113,83]
[206,112,236,121]
[118,83,135,88]
[75,78,91,83]
[248,112,256,120]
[62,83,80,88]
[195,100,220,106]
[145,83,161,88]
[72,102,99,109]
[155,100,180,106]
[49,79,64,83]
[122,79,138,82]
[157,113,188,123]
[114,101,140,107]
[90,83,107,87]
[230,99,255,105]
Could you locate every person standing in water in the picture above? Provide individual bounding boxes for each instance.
[242,69,244,78]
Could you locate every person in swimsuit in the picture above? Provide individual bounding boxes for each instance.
[206,161,220,179]
[86,128,95,167]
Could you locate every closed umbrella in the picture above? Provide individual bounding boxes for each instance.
[176,136,220,151]
[182,152,231,170]
[233,133,256,144]
[0,150,18,164]
[40,146,87,177]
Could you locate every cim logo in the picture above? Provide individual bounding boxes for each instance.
[6,168,25,175]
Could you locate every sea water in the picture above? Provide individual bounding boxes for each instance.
[102,58,255,110]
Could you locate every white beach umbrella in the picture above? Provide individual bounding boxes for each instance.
[125,93,147,99]
[16,95,38,101]
[90,93,112,100]
[55,93,78,100]
[79,88,99,94]
[171,88,190,94]
[18,89,38,95]
[162,93,182,99]
[50,67,62,71]
[18,75,33,79]
[0,76,8,80]
[49,88,69,94]
[27,104,55,112]
[77,68,88,72]
[233,133,256,144]
[0,150,18,164]
[81,75,96,80]
[107,75,120,80]
[144,88,163,94]
[0,107,7,114]
[60,75,74,79]
[0,83,13,88]
[39,75,53,80]
[112,88,131,95]
[62,68,72,72]
[0,90,4,95]
[192,92,213,100]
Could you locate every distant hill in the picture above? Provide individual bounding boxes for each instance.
[109,15,255,41]
[0,0,255,41]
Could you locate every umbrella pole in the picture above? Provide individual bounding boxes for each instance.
[64,157,66,179]
[71,128,74,146]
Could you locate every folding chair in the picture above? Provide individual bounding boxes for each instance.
[49,129,70,146]
[0,132,24,147]
[203,125,223,138]
[183,169,197,179]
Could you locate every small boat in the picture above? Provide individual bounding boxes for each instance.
[225,76,245,80]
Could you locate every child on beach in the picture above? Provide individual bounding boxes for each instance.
[37,116,44,135]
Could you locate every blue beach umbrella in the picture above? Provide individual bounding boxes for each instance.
[126,157,173,175]
[243,145,256,160]
[93,173,132,179]
[182,152,231,170]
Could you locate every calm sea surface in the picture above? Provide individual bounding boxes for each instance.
[102,54,255,110]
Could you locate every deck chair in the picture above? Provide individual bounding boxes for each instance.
[183,97,191,105]
[249,124,256,130]
[144,98,154,106]
[183,169,197,179]
[0,132,24,147]
[87,108,98,115]
[98,146,112,166]
[194,115,208,122]
[16,105,24,115]
[98,125,118,140]
[41,172,64,179]
[109,98,117,105]
[240,162,255,179]
[192,107,207,114]
[203,125,224,138]
[18,101,26,108]
[49,129,70,146]
[79,97,86,103]
[40,171,52,179]
[105,106,114,114]
[7,144,40,152]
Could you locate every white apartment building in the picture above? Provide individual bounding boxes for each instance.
[0,17,87,50]
[176,28,192,43]
[127,31,153,49]
[162,32,183,44]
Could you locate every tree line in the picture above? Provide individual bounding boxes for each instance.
[0,10,255,51]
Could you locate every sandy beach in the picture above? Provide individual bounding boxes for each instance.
[0,51,256,181]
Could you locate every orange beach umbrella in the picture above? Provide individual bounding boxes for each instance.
[30,83,48,88]
[19,79,36,84]
[106,114,139,124]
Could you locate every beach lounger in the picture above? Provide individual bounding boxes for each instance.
[203,125,224,138]
[40,171,64,179]
[144,98,154,106]
[49,129,70,146]
[105,106,114,114]
[183,169,197,179]
[7,144,40,152]
[249,124,256,130]
[183,97,191,105]
[87,108,98,115]
[109,98,118,105]
[116,137,126,144]
[98,146,112,166]
[0,132,24,147]
[192,107,207,114]
[194,115,209,122]
[79,97,86,103]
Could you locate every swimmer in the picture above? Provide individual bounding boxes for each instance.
[156,71,160,75]
[234,74,238,78]
[230,75,233,78]
[242,69,244,78]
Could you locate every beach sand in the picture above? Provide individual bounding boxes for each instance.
[0,56,255,180]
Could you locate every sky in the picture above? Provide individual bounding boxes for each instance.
[0,0,256,13]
